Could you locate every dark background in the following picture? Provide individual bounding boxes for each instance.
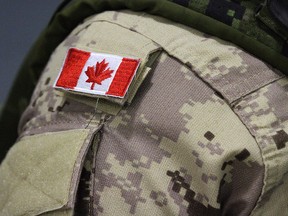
[0,1,61,106]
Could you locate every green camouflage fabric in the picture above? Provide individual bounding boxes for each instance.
[1,10,288,215]
[170,0,288,56]
[1,0,288,163]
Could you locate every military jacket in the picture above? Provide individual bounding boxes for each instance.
[1,1,288,216]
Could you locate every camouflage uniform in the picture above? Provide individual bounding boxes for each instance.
[0,2,288,216]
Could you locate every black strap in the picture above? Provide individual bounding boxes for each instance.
[268,0,288,30]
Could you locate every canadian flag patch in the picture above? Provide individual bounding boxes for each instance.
[54,48,141,98]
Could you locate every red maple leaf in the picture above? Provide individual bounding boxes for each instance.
[85,59,114,90]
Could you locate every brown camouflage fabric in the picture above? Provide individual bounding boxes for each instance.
[0,11,287,216]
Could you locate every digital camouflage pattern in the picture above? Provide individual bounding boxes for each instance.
[1,0,288,162]
[233,78,288,215]
[171,0,288,56]
[78,51,264,215]
[0,9,288,216]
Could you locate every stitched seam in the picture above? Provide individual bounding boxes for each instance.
[230,77,288,215]
[234,107,267,215]
[66,130,94,209]
[85,19,283,105]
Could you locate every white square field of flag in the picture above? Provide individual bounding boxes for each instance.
[54,48,141,98]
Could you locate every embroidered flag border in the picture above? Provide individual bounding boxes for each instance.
[54,48,141,98]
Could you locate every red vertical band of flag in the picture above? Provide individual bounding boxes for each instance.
[106,58,140,97]
[56,48,90,89]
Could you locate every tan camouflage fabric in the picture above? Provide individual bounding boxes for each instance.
[0,10,288,216]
